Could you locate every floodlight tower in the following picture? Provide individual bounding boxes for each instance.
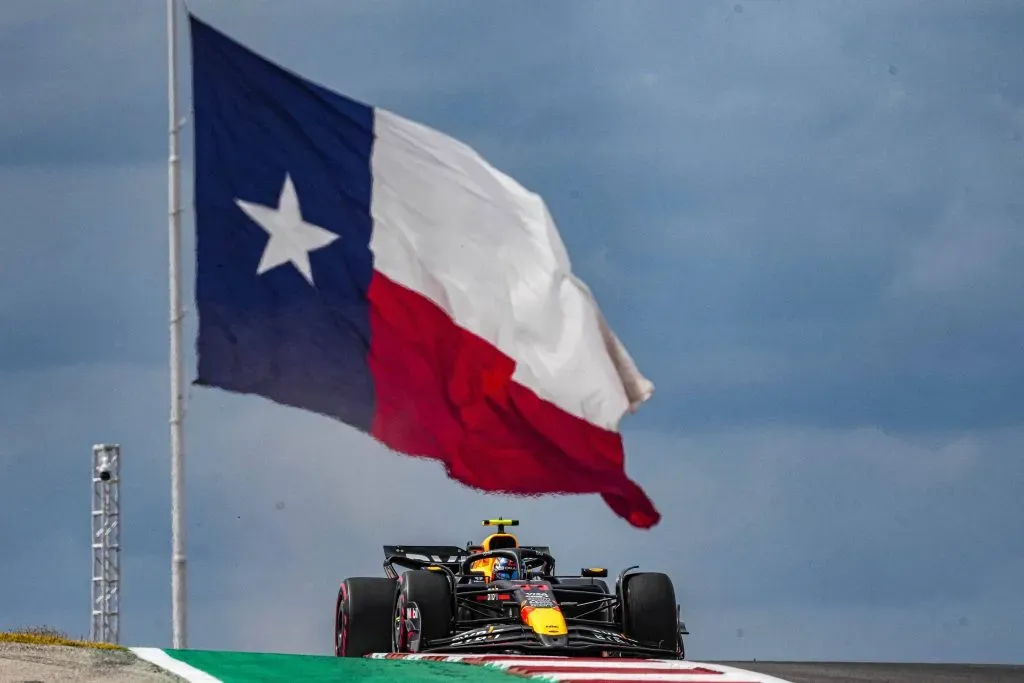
[90,443,121,644]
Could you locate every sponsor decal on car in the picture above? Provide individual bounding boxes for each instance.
[403,553,462,564]
[522,590,555,608]
[589,629,632,645]
[450,624,520,645]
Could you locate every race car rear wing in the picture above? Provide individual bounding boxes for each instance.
[382,544,553,576]
[382,545,467,570]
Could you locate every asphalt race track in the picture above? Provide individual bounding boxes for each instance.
[719,660,1024,682]
[4,643,1024,682]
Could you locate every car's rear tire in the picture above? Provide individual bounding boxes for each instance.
[335,577,395,657]
[621,572,680,653]
[393,570,452,652]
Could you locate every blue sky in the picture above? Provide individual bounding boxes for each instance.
[2,0,1023,664]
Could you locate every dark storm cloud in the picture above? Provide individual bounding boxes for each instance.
[1,0,1022,665]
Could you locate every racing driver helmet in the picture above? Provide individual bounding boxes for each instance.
[492,556,520,581]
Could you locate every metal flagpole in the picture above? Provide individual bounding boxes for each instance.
[167,0,187,649]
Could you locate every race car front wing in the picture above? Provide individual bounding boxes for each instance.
[401,607,681,659]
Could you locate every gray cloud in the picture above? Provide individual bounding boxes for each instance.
[0,164,167,368]
[1,0,1023,666]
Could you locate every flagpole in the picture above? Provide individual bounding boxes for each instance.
[167,0,188,649]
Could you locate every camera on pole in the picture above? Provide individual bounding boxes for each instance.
[91,443,121,645]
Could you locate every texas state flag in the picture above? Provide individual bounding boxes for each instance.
[188,15,661,528]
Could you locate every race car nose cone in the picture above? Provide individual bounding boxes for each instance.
[538,634,569,648]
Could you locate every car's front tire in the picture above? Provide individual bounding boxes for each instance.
[335,577,395,657]
[393,570,452,652]
[621,572,681,654]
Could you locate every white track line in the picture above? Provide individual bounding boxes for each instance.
[130,648,223,683]
[692,663,796,683]
[484,666,787,682]
[370,653,797,682]
[505,674,766,682]
[477,658,720,669]
[520,675,770,679]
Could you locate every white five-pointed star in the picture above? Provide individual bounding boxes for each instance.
[234,173,339,286]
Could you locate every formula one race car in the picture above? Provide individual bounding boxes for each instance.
[334,519,688,659]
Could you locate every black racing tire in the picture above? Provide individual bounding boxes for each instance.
[393,570,452,652]
[621,572,679,652]
[335,577,395,657]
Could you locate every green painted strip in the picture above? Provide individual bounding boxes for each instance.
[161,650,520,682]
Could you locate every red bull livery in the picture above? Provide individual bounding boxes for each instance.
[335,519,687,659]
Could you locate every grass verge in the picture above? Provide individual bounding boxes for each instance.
[0,626,125,651]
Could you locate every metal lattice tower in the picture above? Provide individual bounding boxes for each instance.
[91,444,121,645]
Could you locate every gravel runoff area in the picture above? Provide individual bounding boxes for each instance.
[0,642,182,682]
